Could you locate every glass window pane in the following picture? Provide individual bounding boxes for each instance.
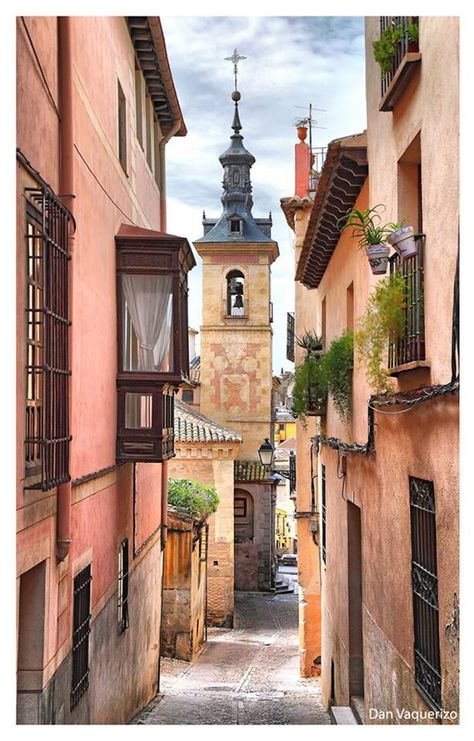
[125,393,153,429]
[122,274,173,372]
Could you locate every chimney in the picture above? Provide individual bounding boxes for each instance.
[295,124,310,198]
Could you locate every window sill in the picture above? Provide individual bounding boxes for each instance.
[388,360,430,377]
[379,51,422,112]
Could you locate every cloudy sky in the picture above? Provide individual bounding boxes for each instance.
[161,15,367,373]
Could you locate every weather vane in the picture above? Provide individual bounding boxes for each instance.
[225,48,247,91]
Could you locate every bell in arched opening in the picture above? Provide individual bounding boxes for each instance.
[227,270,245,316]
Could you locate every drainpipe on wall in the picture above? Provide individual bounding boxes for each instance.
[158,120,180,232]
[56,16,75,562]
[161,460,168,551]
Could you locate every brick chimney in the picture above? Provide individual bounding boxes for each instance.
[295,125,310,197]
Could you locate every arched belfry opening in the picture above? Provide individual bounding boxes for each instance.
[226,270,245,317]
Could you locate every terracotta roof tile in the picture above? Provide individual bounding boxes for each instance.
[174,399,242,444]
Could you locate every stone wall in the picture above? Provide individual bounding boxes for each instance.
[161,511,206,661]
[17,533,163,724]
[168,445,238,627]
[234,482,274,592]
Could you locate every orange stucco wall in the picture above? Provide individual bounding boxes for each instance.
[293,203,322,676]
[314,17,459,721]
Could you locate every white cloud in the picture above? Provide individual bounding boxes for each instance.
[161,16,367,372]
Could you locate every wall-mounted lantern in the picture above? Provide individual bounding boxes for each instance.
[258,438,275,468]
[115,224,196,463]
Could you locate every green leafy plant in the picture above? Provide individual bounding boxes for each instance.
[355,274,406,393]
[338,205,391,249]
[407,22,419,43]
[373,19,419,74]
[373,24,403,73]
[295,330,323,355]
[320,331,354,423]
[292,354,327,426]
[168,479,219,520]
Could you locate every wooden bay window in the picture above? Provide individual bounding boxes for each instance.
[115,224,195,463]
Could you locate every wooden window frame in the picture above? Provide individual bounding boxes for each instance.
[115,228,195,463]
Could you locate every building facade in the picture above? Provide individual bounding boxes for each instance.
[291,16,459,722]
[280,126,322,678]
[16,16,193,724]
[194,76,279,593]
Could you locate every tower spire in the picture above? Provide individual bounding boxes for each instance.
[194,49,274,245]
[225,48,246,134]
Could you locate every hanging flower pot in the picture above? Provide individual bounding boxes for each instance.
[365,243,390,275]
[387,224,417,259]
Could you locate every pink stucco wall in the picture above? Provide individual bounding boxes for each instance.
[17,16,175,723]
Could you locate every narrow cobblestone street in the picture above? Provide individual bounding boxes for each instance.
[132,590,330,725]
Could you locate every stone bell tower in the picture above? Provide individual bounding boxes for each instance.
[194,53,279,461]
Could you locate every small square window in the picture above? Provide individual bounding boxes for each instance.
[125,393,152,429]
[230,220,242,233]
[182,389,194,404]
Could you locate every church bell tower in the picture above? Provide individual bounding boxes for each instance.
[194,51,279,460]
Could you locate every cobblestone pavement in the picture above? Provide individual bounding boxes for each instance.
[131,590,330,725]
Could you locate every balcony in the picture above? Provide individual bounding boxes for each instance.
[378,16,421,112]
[388,235,427,374]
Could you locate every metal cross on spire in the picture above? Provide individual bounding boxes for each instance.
[225,48,247,91]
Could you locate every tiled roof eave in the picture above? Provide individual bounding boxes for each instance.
[174,399,242,444]
[296,138,368,289]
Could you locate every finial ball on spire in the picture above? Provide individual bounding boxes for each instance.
[232,90,241,102]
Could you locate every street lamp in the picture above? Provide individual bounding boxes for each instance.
[258,438,274,467]
[258,439,296,494]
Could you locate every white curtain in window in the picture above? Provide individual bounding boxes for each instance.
[122,274,172,371]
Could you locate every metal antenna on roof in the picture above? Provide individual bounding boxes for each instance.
[294,104,327,155]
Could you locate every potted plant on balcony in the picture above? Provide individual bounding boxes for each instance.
[355,274,405,392]
[320,331,354,423]
[338,205,391,275]
[292,332,327,425]
[387,220,418,259]
[373,19,419,74]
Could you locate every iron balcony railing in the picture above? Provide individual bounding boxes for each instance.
[309,146,328,192]
[388,235,425,369]
[380,16,419,98]
[286,312,295,362]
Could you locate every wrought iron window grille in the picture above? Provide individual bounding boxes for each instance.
[410,476,442,711]
[287,312,295,362]
[321,464,327,565]
[71,565,92,710]
[118,539,129,634]
[388,235,425,369]
[24,188,72,491]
